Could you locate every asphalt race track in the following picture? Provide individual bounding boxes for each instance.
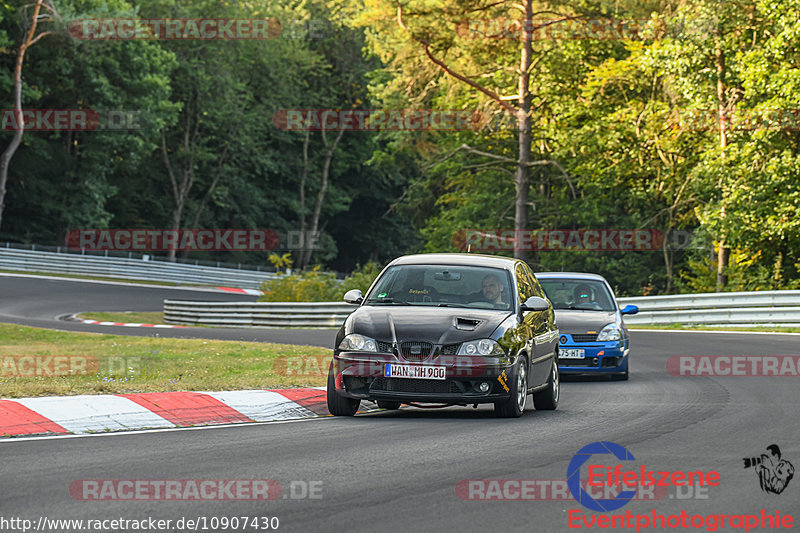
[1,273,799,532]
[0,274,335,347]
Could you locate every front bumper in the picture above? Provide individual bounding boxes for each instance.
[557,340,628,374]
[332,352,517,404]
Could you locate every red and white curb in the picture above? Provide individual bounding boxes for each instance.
[73,318,186,328]
[73,318,187,328]
[0,387,356,438]
[216,287,264,296]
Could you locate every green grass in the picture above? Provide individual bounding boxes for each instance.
[0,323,331,398]
[628,324,800,333]
[77,311,166,324]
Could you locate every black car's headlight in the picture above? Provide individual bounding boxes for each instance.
[338,333,378,352]
[597,323,622,341]
[458,339,505,356]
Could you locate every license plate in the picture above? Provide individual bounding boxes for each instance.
[384,364,446,380]
[560,349,586,359]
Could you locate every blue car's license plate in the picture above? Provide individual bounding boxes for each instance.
[560,349,585,359]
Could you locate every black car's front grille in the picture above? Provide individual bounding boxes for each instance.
[441,343,460,355]
[377,341,394,353]
[571,333,598,343]
[371,377,460,394]
[399,341,433,362]
[374,341,460,356]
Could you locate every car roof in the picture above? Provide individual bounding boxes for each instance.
[535,271,609,282]
[389,253,519,270]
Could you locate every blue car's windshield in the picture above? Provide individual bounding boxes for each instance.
[539,278,616,312]
[366,265,513,310]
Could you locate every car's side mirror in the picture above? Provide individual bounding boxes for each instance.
[343,289,363,305]
[520,296,550,312]
[621,304,639,315]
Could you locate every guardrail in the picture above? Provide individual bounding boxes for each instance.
[0,247,276,289]
[164,300,355,328]
[163,290,800,329]
[618,290,800,327]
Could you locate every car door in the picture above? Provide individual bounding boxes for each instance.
[515,263,551,386]
[520,263,558,385]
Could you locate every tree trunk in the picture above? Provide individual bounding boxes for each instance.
[514,0,534,263]
[715,37,729,291]
[662,229,674,294]
[180,143,230,260]
[716,239,729,291]
[0,0,52,233]
[161,116,196,262]
[299,130,310,240]
[299,128,344,270]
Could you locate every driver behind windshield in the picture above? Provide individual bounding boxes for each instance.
[466,273,509,308]
[573,284,597,307]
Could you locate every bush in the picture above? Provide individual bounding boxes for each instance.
[258,261,385,302]
[341,261,384,294]
[259,267,341,302]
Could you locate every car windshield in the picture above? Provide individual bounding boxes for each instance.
[366,265,513,310]
[539,278,616,312]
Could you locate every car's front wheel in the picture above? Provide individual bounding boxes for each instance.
[494,356,528,418]
[533,361,559,410]
[327,364,360,416]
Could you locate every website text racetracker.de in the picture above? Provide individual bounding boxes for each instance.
[568,509,793,532]
[0,516,279,532]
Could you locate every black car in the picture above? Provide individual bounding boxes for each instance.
[326,253,560,418]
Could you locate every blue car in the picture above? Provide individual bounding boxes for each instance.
[536,272,638,380]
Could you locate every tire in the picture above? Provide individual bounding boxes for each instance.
[533,361,559,410]
[494,356,528,418]
[377,400,402,410]
[327,365,360,416]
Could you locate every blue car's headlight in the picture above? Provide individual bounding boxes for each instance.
[338,334,378,352]
[458,339,505,356]
[597,324,621,341]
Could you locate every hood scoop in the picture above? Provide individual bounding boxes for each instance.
[453,317,482,331]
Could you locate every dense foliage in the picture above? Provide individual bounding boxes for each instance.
[259,261,383,301]
[2,0,798,296]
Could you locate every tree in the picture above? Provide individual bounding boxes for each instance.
[0,0,56,232]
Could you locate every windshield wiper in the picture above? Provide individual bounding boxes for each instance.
[366,297,410,305]
[565,305,609,311]
[437,303,470,308]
